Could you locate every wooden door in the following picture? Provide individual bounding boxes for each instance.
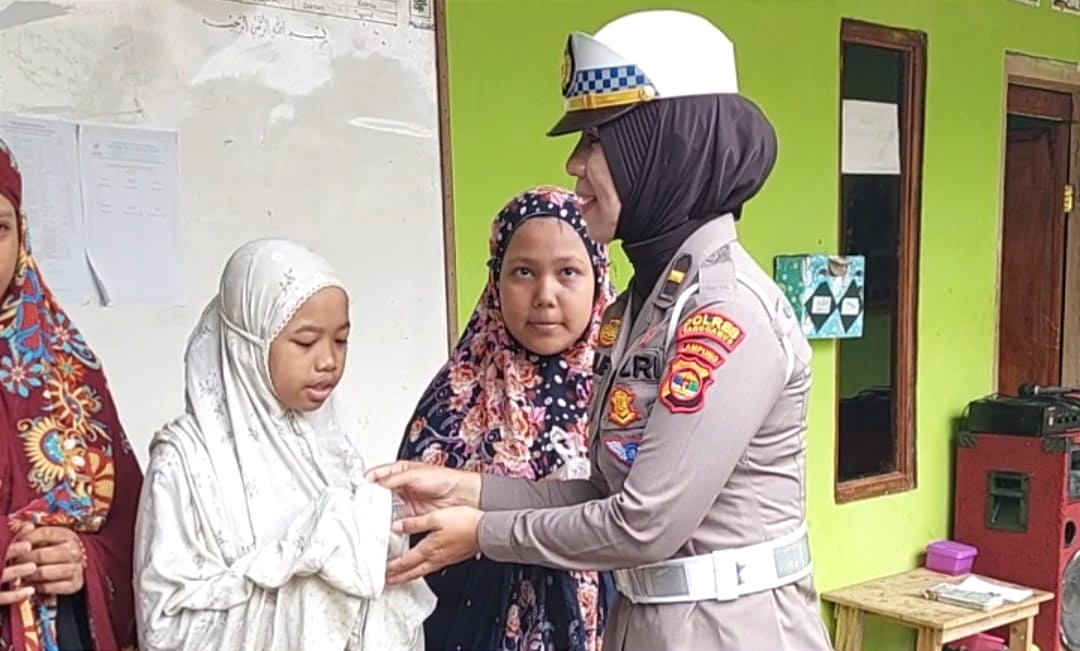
[997,85,1072,395]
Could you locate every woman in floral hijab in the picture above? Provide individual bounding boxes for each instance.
[0,137,141,651]
[397,186,616,651]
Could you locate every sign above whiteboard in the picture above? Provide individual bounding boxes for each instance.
[220,0,398,25]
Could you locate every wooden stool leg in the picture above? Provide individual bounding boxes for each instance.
[1008,617,1033,651]
[915,627,943,651]
[833,606,865,651]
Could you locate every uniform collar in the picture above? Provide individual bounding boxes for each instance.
[644,214,738,309]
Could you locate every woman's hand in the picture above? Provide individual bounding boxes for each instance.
[0,540,37,606]
[384,506,482,585]
[365,461,481,515]
[14,526,86,596]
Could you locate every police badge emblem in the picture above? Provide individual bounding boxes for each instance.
[561,35,575,98]
[598,317,621,347]
[659,355,714,414]
[603,437,639,466]
[607,385,640,426]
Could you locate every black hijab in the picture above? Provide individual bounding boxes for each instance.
[597,94,778,301]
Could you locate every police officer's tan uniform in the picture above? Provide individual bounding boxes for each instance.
[473,10,834,651]
[478,215,832,650]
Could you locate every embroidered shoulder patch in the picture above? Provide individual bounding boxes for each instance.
[607,384,641,426]
[658,354,715,414]
[603,437,639,466]
[675,340,724,369]
[598,317,622,347]
[676,309,745,352]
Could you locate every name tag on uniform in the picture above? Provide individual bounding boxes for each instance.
[595,351,664,382]
[616,352,663,382]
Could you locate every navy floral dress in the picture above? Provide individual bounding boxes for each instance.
[398,186,617,651]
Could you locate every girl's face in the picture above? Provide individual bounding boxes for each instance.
[268,286,350,412]
[498,216,595,356]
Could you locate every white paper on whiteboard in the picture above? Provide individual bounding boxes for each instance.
[79,123,183,307]
[841,99,901,175]
[0,112,97,306]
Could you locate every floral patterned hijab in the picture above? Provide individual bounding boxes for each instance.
[398,185,615,651]
[399,185,614,478]
[0,138,141,650]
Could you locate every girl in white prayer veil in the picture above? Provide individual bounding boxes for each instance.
[133,237,435,651]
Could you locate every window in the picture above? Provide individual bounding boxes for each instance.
[835,19,926,503]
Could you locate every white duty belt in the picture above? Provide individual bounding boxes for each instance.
[612,523,813,604]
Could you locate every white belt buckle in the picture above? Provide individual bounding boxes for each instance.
[710,549,742,602]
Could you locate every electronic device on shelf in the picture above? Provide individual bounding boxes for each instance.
[964,385,1080,437]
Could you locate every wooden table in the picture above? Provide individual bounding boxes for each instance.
[821,568,1053,651]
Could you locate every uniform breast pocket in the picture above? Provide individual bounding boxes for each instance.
[599,348,663,468]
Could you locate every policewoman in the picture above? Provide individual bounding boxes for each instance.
[369,10,835,651]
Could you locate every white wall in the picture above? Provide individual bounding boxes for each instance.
[0,0,449,466]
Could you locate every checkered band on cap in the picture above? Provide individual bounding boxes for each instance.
[570,64,650,98]
[549,11,740,135]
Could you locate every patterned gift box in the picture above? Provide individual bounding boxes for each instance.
[773,254,865,340]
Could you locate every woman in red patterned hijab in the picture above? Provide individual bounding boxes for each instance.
[0,137,141,651]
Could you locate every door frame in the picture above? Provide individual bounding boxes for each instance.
[1001,54,1080,387]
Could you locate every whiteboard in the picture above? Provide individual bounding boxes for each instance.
[0,0,451,466]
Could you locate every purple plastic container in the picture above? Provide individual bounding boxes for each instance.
[926,539,978,575]
[948,633,1006,651]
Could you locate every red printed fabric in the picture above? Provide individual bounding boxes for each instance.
[0,138,141,651]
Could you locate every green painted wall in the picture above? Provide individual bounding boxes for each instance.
[443,0,1080,647]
